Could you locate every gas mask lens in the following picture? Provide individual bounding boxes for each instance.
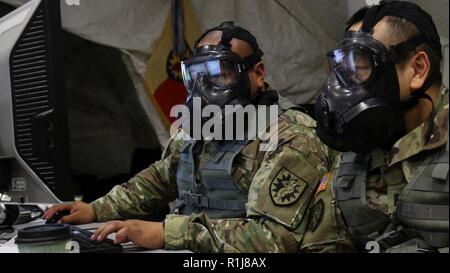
[327,46,374,86]
[182,58,238,90]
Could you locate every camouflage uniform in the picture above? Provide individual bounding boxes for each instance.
[90,93,338,253]
[301,86,449,253]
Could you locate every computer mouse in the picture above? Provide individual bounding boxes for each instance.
[45,210,70,224]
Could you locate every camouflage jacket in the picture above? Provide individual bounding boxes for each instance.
[90,101,337,253]
[301,85,449,253]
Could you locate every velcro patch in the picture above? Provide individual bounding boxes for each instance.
[315,172,333,197]
[270,168,308,206]
[308,199,324,232]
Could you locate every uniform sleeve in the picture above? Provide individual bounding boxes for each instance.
[300,170,357,253]
[163,131,334,253]
[89,133,184,222]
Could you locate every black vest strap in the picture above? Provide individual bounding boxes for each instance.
[396,144,449,248]
[334,153,391,248]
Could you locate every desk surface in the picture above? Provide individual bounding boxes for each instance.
[0,219,190,253]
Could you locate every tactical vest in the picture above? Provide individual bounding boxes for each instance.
[174,94,299,219]
[334,143,449,252]
[176,140,250,219]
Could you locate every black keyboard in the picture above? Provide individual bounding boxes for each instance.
[68,225,123,253]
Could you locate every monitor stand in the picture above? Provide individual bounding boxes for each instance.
[1,159,61,204]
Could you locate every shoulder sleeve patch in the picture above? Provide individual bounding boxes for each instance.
[270,168,308,206]
[248,145,323,228]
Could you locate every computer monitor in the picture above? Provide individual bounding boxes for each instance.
[0,0,74,203]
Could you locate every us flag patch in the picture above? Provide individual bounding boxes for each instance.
[315,172,333,197]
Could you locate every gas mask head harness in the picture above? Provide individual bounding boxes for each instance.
[315,1,442,154]
[181,21,264,108]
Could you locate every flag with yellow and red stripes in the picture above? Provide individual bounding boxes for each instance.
[144,0,201,126]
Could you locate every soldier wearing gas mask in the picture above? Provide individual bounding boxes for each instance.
[45,22,337,253]
[301,1,448,253]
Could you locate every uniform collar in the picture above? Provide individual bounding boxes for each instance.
[385,85,449,167]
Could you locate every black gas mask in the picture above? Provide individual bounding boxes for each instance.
[315,1,442,154]
[181,21,264,140]
[182,45,255,110]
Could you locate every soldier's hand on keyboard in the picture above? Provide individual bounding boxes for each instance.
[43,201,97,225]
[91,220,164,249]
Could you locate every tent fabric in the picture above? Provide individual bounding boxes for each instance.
[63,34,160,178]
[1,0,448,147]
[144,0,202,126]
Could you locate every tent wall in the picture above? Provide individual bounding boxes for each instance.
[63,33,159,178]
[1,0,448,147]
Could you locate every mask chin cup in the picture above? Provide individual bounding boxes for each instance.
[316,125,352,153]
[344,102,396,153]
[184,95,254,141]
[317,97,400,154]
